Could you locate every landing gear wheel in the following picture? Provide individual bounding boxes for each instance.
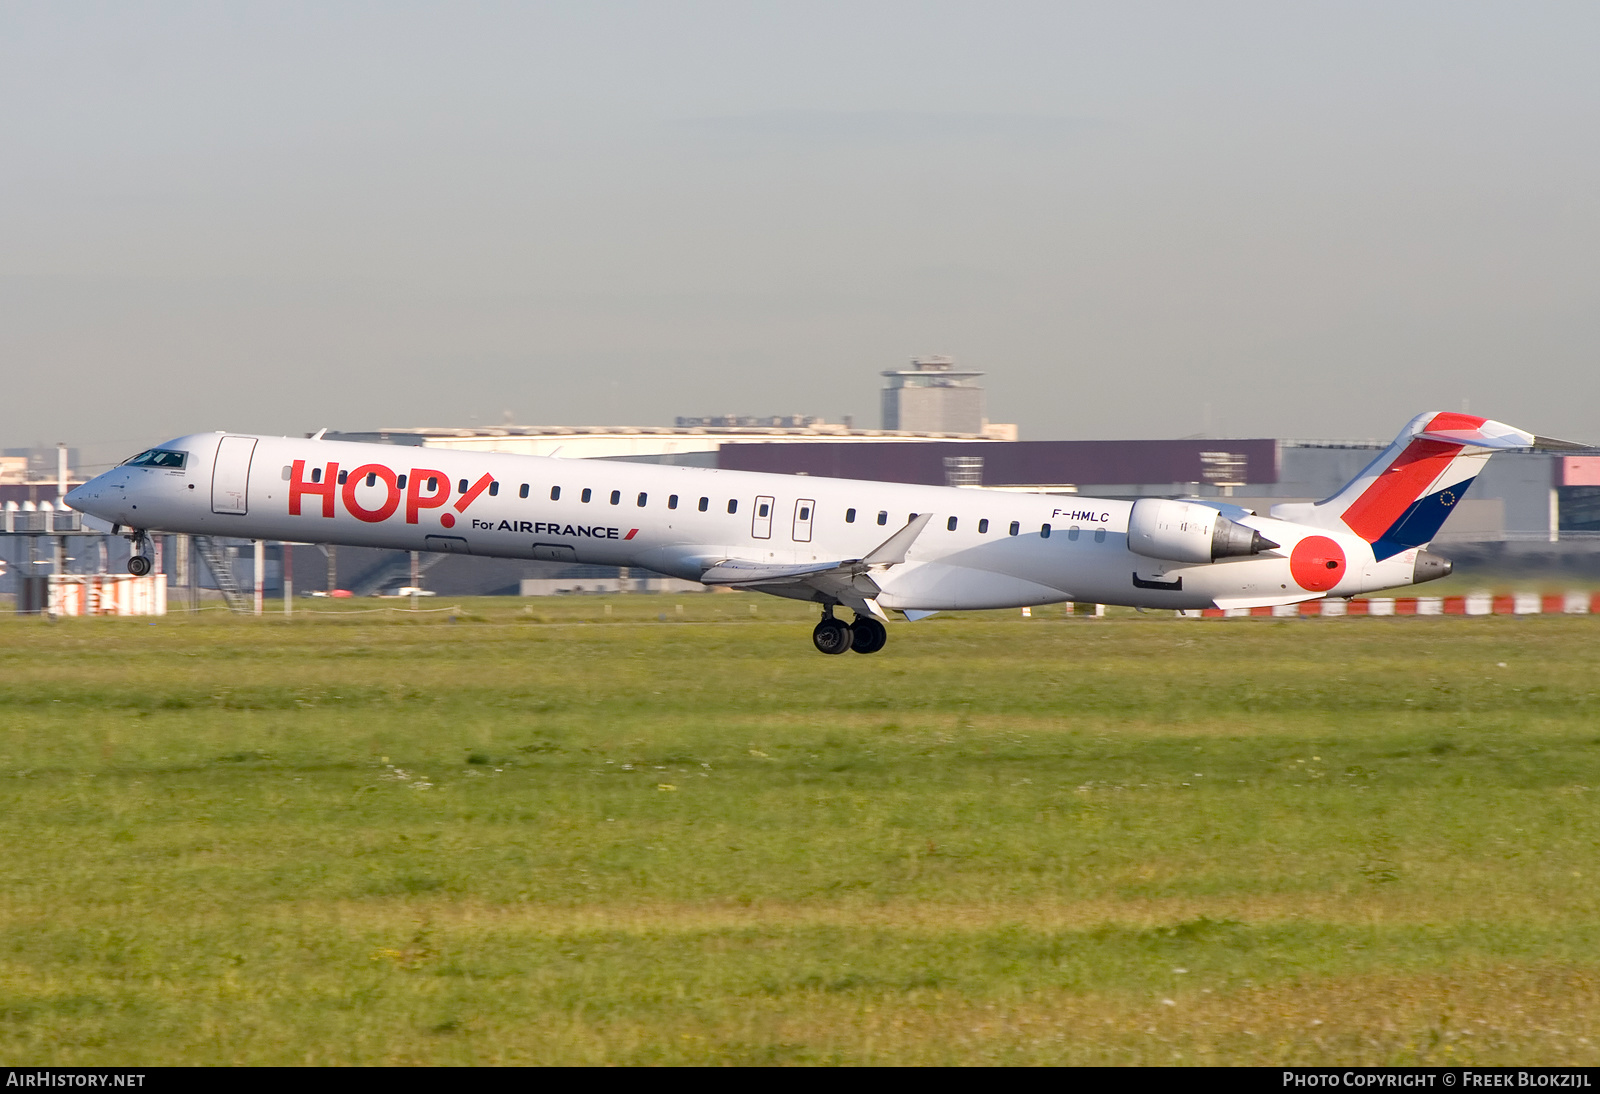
[127,555,152,577]
[812,618,853,655]
[850,617,887,654]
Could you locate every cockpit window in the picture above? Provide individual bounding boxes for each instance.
[123,449,187,469]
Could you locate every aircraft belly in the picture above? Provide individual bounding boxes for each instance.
[876,561,1071,611]
[920,540,1305,611]
[631,545,722,582]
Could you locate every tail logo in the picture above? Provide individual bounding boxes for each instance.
[1290,536,1346,592]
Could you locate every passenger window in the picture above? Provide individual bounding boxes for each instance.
[458,479,468,493]
[1009,521,1019,536]
[1095,528,1107,543]
[428,477,438,491]
[397,475,407,489]
[610,490,621,505]
[338,470,348,485]
[1068,526,1080,541]
[727,500,738,514]
[366,473,377,487]
[550,486,561,501]
[488,481,499,497]
[311,467,322,484]
[758,502,770,517]
[637,492,647,507]
[947,516,958,531]
[978,518,989,534]
[581,488,592,503]
[668,495,678,509]
[519,483,529,499]
[845,508,856,523]
[877,511,888,525]
[698,497,709,512]
[1041,523,1052,539]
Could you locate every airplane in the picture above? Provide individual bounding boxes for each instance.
[64,412,1587,654]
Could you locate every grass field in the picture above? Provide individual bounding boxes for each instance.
[2,595,1598,1065]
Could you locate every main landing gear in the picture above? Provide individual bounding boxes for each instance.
[812,607,888,656]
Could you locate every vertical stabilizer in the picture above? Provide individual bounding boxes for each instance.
[1270,412,1535,559]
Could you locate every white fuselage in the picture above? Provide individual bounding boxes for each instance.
[67,432,1422,611]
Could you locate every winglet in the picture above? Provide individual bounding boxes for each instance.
[862,512,934,567]
[310,428,328,441]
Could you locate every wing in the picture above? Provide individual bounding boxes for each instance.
[698,513,934,621]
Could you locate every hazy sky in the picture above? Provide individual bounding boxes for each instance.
[4,2,1599,471]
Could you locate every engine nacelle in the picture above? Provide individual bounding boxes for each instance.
[1126,498,1279,564]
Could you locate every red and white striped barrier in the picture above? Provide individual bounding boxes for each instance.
[46,574,168,617]
[1185,591,1599,619]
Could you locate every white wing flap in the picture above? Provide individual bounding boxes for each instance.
[698,514,932,621]
[698,559,844,585]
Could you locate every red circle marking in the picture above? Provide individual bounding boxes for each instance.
[1290,535,1346,592]
[440,512,456,529]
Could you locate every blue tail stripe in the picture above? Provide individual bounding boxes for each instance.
[1369,477,1476,560]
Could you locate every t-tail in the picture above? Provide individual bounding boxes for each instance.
[1271,412,1585,562]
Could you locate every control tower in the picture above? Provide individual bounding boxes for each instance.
[880,356,987,434]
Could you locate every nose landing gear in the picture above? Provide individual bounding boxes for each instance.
[811,607,889,655]
[124,528,153,576]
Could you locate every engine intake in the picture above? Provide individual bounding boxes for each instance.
[1127,498,1279,564]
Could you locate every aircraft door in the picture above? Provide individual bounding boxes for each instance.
[792,499,815,543]
[752,495,774,539]
[211,436,257,515]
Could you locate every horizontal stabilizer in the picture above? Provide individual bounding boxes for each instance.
[1415,419,1535,449]
[1532,435,1597,452]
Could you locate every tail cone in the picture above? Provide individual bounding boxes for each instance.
[1413,550,1453,585]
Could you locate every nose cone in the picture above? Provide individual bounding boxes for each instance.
[64,473,118,522]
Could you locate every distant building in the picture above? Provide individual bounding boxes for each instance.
[674,415,828,429]
[0,445,81,507]
[325,420,1001,467]
[881,356,991,435]
[1,446,77,484]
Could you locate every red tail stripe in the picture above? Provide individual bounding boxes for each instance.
[1425,411,1488,432]
[1340,438,1462,541]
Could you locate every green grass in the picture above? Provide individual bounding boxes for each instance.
[2,596,1599,1064]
